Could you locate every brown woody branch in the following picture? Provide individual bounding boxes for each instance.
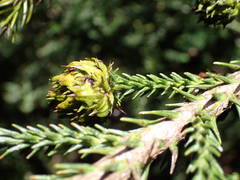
[70,71,240,180]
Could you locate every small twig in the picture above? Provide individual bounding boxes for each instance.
[70,71,240,180]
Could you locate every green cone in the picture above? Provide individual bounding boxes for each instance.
[47,58,114,121]
[195,0,240,25]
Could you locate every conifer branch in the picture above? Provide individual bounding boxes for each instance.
[184,112,224,180]
[194,0,240,26]
[0,123,127,159]
[113,71,222,100]
[1,60,240,179]
[0,0,40,41]
[32,70,240,180]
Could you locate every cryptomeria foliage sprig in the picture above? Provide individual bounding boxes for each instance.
[0,0,240,179]
[0,61,239,180]
[184,110,240,180]
[113,71,224,100]
[113,60,240,102]
[194,0,240,26]
[0,0,39,41]
[0,123,128,159]
[184,112,224,180]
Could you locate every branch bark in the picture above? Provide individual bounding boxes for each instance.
[70,71,240,180]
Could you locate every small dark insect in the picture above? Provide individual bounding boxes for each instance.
[198,72,208,78]
[199,70,223,78]
[84,77,94,85]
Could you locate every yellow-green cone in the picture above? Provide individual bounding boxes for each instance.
[47,58,114,121]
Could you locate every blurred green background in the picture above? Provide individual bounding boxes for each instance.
[0,0,239,179]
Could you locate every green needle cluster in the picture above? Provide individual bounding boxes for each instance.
[195,0,240,26]
[0,123,127,159]
[184,112,225,180]
[113,71,222,100]
[0,0,36,41]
